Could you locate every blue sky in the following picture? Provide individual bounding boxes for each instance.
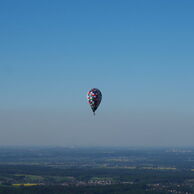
[0,0,194,146]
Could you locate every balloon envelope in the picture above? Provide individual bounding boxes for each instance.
[87,88,102,114]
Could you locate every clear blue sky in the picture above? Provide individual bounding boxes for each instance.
[0,0,194,146]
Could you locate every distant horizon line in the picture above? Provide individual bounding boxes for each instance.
[0,145,194,149]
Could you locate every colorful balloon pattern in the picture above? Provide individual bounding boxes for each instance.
[87,88,102,114]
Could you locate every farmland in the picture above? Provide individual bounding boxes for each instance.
[0,147,194,193]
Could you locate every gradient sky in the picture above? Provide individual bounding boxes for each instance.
[0,0,194,146]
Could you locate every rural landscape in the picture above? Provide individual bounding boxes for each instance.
[0,147,194,193]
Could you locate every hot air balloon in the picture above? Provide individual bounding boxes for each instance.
[87,88,102,115]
